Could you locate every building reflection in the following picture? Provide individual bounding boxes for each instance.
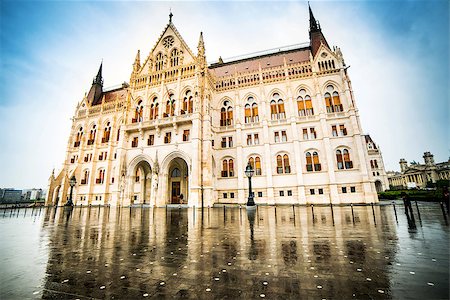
[40,205,399,299]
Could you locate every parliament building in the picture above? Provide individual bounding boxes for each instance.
[46,7,388,207]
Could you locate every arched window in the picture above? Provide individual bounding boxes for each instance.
[324,85,343,113]
[155,52,164,71]
[170,49,180,67]
[165,94,175,117]
[374,160,378,168]
[74,127,83,147]
[182,90,193,114]
[103,122,111,143]
[135,168,140,182]
[270,93,285,120]
[370,160,374,169]
[248,156,262,176]
[244,97,259,123]
[276,154,291,174]
[221,158,235,177]
[133,100,144,123]
[82,169,89,185]
[150,97,159,120]
[306,151,321,172]
[336,148,353,169]
[88,125,96,145]
[97,169,105,184]
[297,89,314,116]
[171,168,181,177]
[220,100,233,126]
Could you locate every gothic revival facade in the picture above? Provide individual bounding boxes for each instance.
[46,8,387,207]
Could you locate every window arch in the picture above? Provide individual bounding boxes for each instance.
[171,168,181,177]
[150,97,159,120]
[324,85,343,113]
[165,94,175,117]
[155,52,164,71]
[133,100,144,123]
[336,148,353,169]
[248,155,262,176]
[170,48,180,67]
[276,154,291,174]
[182,90,193,114]
[102,122,111,143]
[297,89,314,116]
[220,100,233,126]
[244,97,259,123]
[81,169,89,185]
[270,93,285,120]
[306,151,321,172]
[97,169,105,184]
[74,127,83,147]
[221,158,234,177]
[88,125,97,145]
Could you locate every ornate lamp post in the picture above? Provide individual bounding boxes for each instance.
[65,175,76,206]
[245,162,255,208]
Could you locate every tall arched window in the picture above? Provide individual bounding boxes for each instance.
[221,158,234,177]
[74,127,83,147]
[270,93,285,120]
[297,89,314,116]
[171,168,181,177]
[133,100,144,123]
[276,154,291,174]
[248,156,262,176]
[155,52,164,71]
[336,148,353,169]
[306,151,321,172]
[165,94,175,117]
[244,97,259,123]
[324,85,343,113]
[135,168,140,182]
[88,125,96,145]
[150,97,159,120]
[103,122,111,143]
[97,169,105,184]
[82,169,89,185]
[220,100,233,126]
[170,49,180,67]
[182,90,193,114]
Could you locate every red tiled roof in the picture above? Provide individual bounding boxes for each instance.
[209,48,310,77]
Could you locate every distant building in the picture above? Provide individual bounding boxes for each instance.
[0,189,23,203]
[364,135,389,192]
[388,152,450,189]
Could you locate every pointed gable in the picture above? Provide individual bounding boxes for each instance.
[139,20,197,76]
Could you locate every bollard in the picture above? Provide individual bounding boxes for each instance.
[351,203,355,224]
[414,200,422,223]
[330,203,335,226]
[311,204,315,223]
[439,202,448,225]
[223,205,226,220]
[274,205,277,223]
[371,202,377,225]
[392,202,398,223]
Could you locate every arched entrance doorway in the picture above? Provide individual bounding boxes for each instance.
[167,158,189,204]
[130,160,152,205]
[375,180,383,193]
[52,185,61,206]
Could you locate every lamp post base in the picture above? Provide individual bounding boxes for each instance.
[246,204,256,210]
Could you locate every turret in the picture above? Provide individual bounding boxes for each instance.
[197,31,206,70]
[133,50,141,73]
[423,152,435,166]
[399,159,408,173]
[86,63,104,106]
[308,4,330,57]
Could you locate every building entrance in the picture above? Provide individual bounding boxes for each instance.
[171,182,181,204]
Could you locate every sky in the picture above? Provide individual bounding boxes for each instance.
[0,0,448,189]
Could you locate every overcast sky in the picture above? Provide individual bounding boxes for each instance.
[0,0,448,189]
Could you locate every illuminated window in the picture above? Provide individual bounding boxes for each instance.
[324,85,343,113]
[297,89,314,116]
[220,100,233,126]
[182,90,193,114]
[276,154,291,174]
[248,156,262,176]
[306,151,321,172]
[150,97,159,120]
[270,93,285,120]
[221,159,234,177]
[102,122,111,143]
[336,148,353,169]
[165,94,175,117]
[244,97,259,123]
[133,100,144,123]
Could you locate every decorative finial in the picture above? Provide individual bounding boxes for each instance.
[169,9,173,23]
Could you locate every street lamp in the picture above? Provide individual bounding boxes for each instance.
[65,175,76,206]
[245,162,255,207]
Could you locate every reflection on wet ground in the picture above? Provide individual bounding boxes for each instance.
[0,201,448,299]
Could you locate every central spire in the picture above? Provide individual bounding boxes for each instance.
[309,3,319,32]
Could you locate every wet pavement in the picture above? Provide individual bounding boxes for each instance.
[0,202,448,299]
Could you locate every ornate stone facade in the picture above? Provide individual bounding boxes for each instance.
[388,152,450,189]
[46,7,386,207]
